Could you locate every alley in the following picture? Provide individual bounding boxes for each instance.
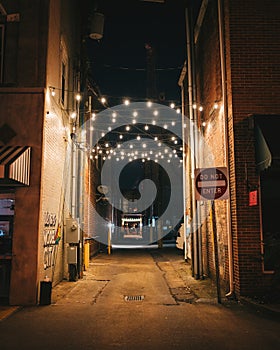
[0,247,279,350]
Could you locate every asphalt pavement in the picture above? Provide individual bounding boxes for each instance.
[0,247,279,350]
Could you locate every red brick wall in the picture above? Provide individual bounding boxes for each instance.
[227,0,280,296]
[194,0,280,297]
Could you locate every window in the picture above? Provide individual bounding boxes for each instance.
[60,39,68,107]
[0,24,4,83]
[61,61,66,105]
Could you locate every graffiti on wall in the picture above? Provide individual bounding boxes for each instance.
[43,212,61,270]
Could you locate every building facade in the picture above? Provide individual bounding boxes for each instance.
[0,0,87,305]
[181,0,280,299]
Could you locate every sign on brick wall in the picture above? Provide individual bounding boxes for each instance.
[195,167,229,201]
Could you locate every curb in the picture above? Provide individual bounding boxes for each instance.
[0,306,20,321]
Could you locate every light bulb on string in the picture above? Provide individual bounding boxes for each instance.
[147,101,152,107]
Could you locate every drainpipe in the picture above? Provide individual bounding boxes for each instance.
[178,62,188,261]
[185,7,199,279]
[217,0,235,298]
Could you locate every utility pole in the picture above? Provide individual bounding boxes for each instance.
[145,43,157,100]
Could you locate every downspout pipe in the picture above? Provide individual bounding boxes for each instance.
[217,0,235,298]
[185,6,199,279]
[178,62,188,261]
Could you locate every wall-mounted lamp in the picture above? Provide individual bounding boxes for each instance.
[49,86,56,96]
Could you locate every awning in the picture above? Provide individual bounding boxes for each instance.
[0,146,31,186]
[254,115,280,172]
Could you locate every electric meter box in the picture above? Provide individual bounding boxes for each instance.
[66,218,80,243]
[67,246,77,264]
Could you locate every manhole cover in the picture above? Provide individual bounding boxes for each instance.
[124,295,145,302]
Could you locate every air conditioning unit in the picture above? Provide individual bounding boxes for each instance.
[66,218,80,243]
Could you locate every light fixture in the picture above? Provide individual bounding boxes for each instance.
[50,87,56,96]
[76,94,81,101]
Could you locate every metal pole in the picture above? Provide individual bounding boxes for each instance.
[210,201,222,303]
[185,6,199,279]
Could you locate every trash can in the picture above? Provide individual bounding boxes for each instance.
[39,281,52,305]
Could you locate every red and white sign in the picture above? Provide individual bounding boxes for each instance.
[195,167,229,201]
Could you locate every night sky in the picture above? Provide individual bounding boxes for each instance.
[87,0,189,105]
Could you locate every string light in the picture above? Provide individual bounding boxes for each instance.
[63,93,222,165]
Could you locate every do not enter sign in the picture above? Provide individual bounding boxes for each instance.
[195,167,229,201]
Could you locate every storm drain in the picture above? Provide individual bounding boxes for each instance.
[124,295,145,302]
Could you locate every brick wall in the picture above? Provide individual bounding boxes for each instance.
[228,0,280,296]
[38,95,72,285]
[195,1,230,291]
[194,0,280,297]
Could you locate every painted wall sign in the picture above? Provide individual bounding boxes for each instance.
[43,212,59,270]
